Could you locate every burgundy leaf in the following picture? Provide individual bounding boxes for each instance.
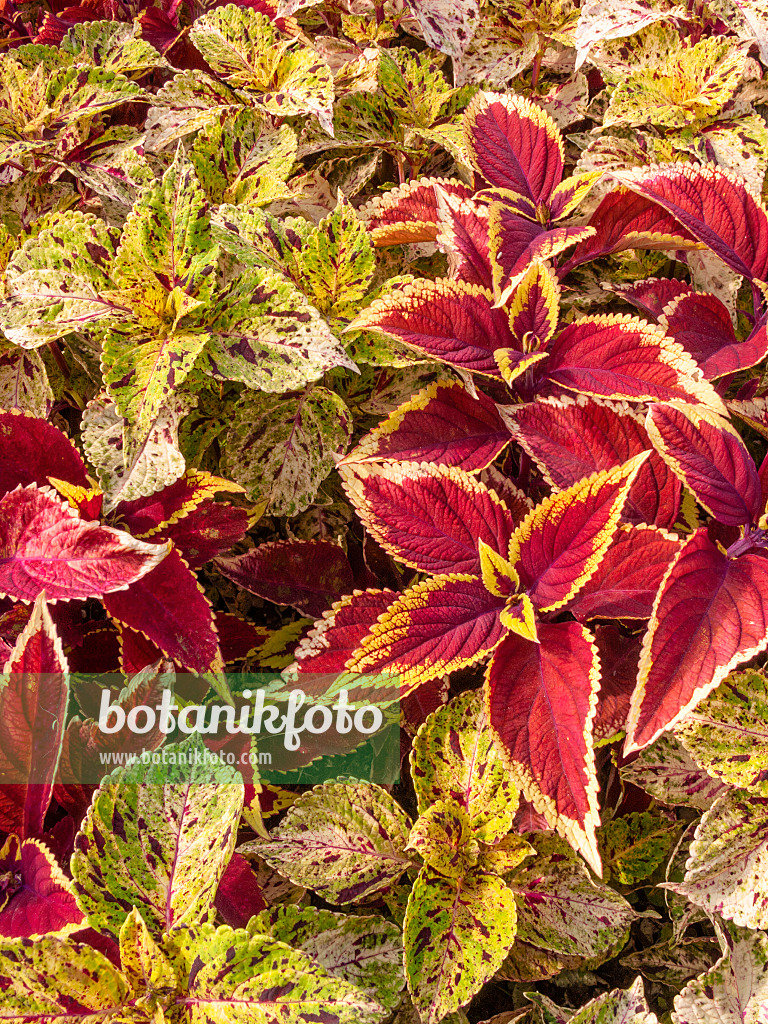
[0,839,83,938]
[214,852,266,929]
[294,590,397,674]
[0,411,88,499]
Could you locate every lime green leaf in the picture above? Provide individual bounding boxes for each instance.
[0,210,123,348]
[568,977,657,1024]
[296,196,376,318]
[204,268,355,391]
[404,866,517,1024]
[0,936,131,1021]
[251,905,404,1011]
[598,811,684,885]
[240,782,413,903]
[59,21,167,75]
[190,109,296,207]
[81,393,191,511]
[119,908,178,1000]
[220,386,352,515]
[676,668,768,795]
[71,736,243,941]
[189,6,334,131]
[45,65,146,126]
[210,205,311,278]
[145,71,241,150]
[0,345,52,415]
[478,834,536,876]
[508,834,635,963]
[406,800,480,878]
[411,690,519,844]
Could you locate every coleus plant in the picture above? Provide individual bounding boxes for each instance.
[293,452,683,870]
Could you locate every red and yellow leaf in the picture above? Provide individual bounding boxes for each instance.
[0,485,169,603]
[626,530,768,752]
[0,411,89,500]
[508,455,648,613]
[340,461,517,576]
[0,839,83,938]
[508,262,560,351]
[434,189,493,288]
[294,589,397,674]
[646,403,763,527]
[113,469,244,537]
[660,292,768,380]
[361,177,473,246]
[612,278,695,321]
[486,621,602,873]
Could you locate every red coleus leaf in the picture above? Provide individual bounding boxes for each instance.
[158,500,248,570]
[349,574,506,690]
[0,485,170,603]
[508,396,682,528]
[0,594,68,840]
[342,380,511,472]
[102,547,222,673]
[560,189,702,276]
[0,838,83,939]
[464,92,563,207]
[489,205,594,302]
[615,163,768,283]
[214,852,266,930]
[434,191,492,288]
[362,177,473,246]
[626,530,768,752]
[118,625,166,676]
[215,613,269,665]
[507,262,560,351]
[294,589,397,674]
[612,278,695,321]
[592,625,642,746]
[487,621,602,873]
[113,470,243,537]
[660,292,768,380]
[0,411,88,499]
[646,403,763,527]
[339,461,517,576]
[350,279,517,376]
[217,540,355,618]
[566,526,683,621]
[544,314,726,412]
[508,454,647,612]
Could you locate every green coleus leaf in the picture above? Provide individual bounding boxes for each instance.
[295,196,376,319]
[567,977,657,1024]
[220,386,352,515]
[0,935,132,1021]
[203,267,356,390]
[668,788,768,931]
[71,735,243,941]
[210,205,311,278]
[406,799,480,878]
[45,64,147,128]
[403,865,517,1024]
[675,668,768,795]
[145,71,241,151]
[171,921,389,1024]
[410,689,519,844]
[619,733,728,811]
[189,108,296,207]
[250,905,404,1011]
[240,782,413,904]
[112,147,218,314]
[189,5,334,132]
[119,908,178,1001]
[673,923,768,1024]
[508,834,636,964]
[0,345,51,416]
[59,20,167,76]
[0,210,123,348]
[81,393,192,511]
[598,811,684,885]
[64,125,155,210]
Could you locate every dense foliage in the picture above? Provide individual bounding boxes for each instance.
[1,0,768,1021]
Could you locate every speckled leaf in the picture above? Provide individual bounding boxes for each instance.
[220,387,351,516]
[0,211,121,348]
[574,0,686,69]
[620,733,729,810]
[176,922,387,1024]
[406,0,479,58]
[59,20,166,75]
[0,935,131,1021]
[296,196,375,318]
[81,394,191,512]
[71,735,243,941]
[189,7,333,131]
[676,668,768,794]
[406,799,480,878]
[251,905,404,1011]
[411,689,519,843]
[0,348,51,417]
[509,834,635,961]
[568,978,657,1024]
[241,782,412,904]
[404,866,517,1024]
[118,907,177,999]
[598,811,683,885]
[672,924,768,1024]
[204,268,355,390]
[669,789,768,930]
[190,108,296,206]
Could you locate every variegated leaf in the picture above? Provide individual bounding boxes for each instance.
[672,924,768,1024]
